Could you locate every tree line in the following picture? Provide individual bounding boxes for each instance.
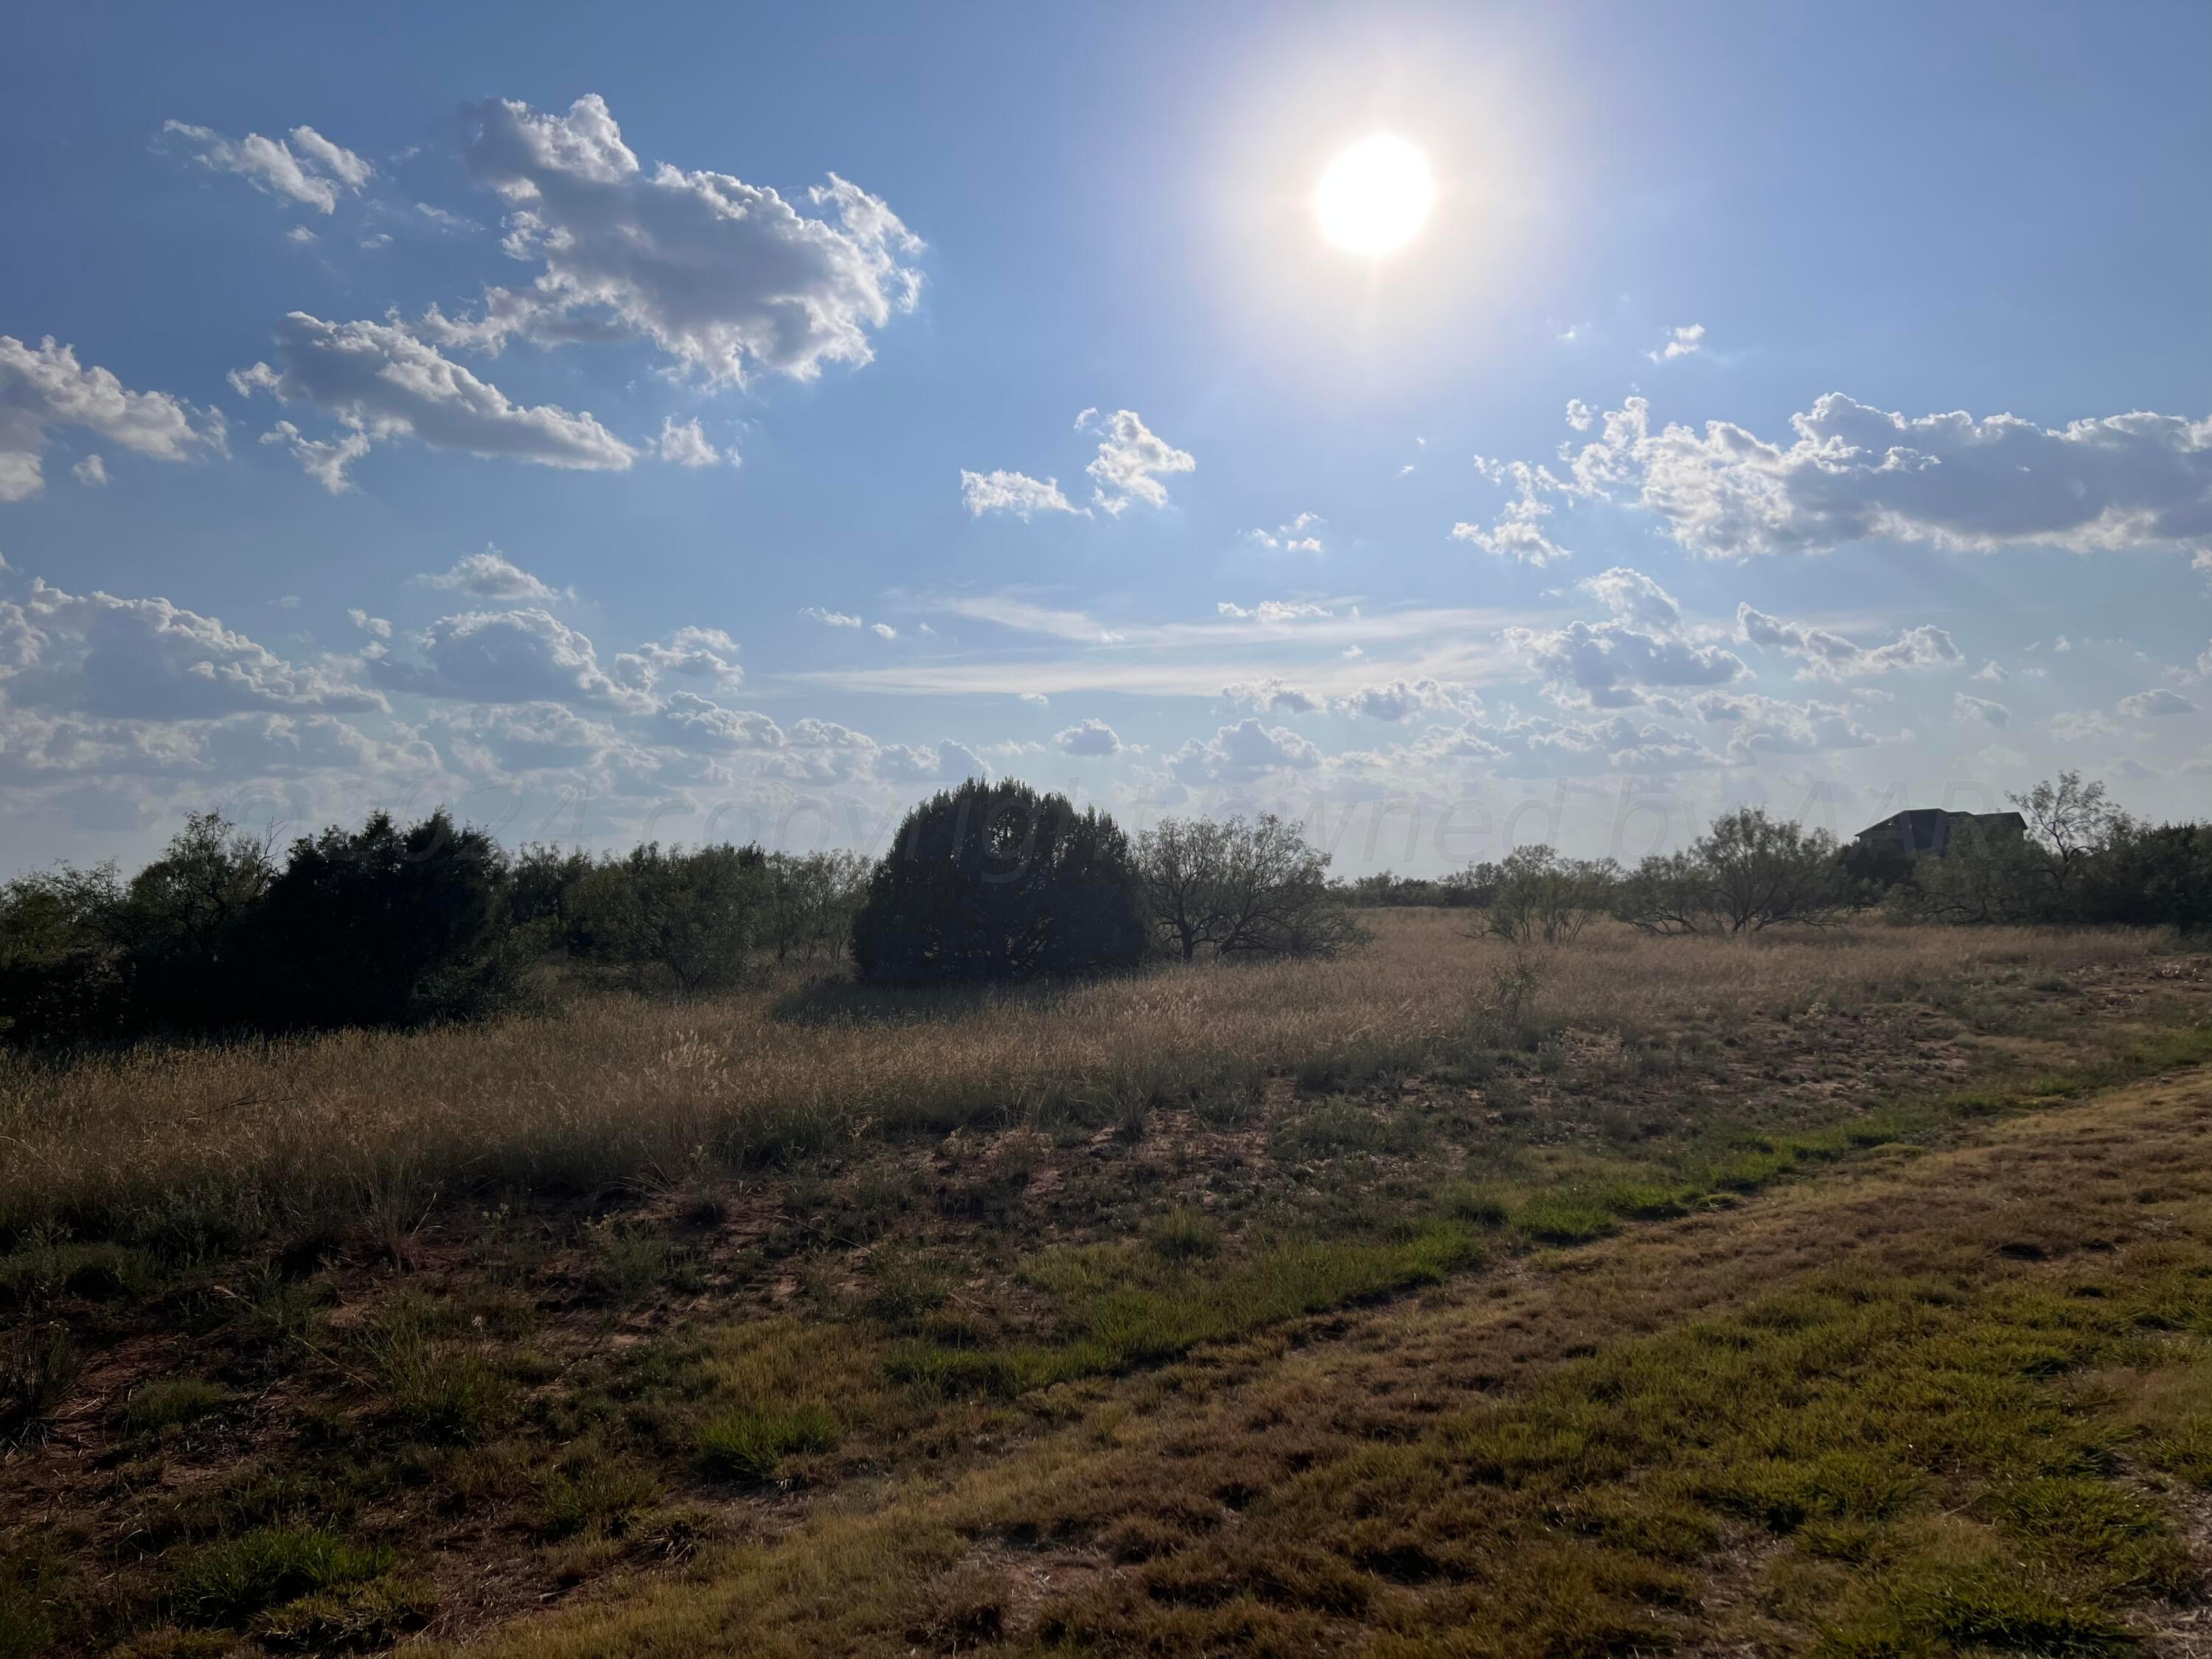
[0,779,1360,1048]
[1427,772,2209,945]
[3,771,2202,1049]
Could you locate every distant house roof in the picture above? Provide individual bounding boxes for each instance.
[1854,808,2026,854]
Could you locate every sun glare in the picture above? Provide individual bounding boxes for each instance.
[1315,134,1435,257]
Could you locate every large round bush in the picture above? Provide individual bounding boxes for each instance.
[852,780,1147,982]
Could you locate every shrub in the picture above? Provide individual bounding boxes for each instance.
[1615,808,1850,935]
[0,810,517,1045]
[571,842,769,995]
[1893,774,2208,931]
[0,863,129,1048]
[1899,815,2050,925]
[853,779,1147,982]
[1137,813,1362,960]
[242,810,519,1031]
[761,850,872,962]
[509,844,597,954]
[2079,820,2212,932]
[1338,872,1485,908]
[1485,846,1618,946]
[114,813,276,1034]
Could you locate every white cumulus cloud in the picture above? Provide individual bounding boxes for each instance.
[1566,392,2212,560]
[1691,691,1881,760]
[1507,579,1746,709]
[1648,323,1705,362]
[657,416,731,467]
[1054,717,1122,757]
[414,548,571,604]
[1222,677,1321,715]
[231,313,636,490]
[1735,603,1962,680]
[430,94,922,388]
[1167,717,1318,785]
[231,314,633,491]
[1331,678,1476,722]
[0,579,383,720]
[653,690,782,751]
[1242,512,1325,552]
[959,469,1076,518]
[1079,408,1194,515]
[159,119,372,213]
[618,625,742,689]
[1,335,223,502]
[2119,687,2197,718]
[368,608,649,711]
[1451,458,1570,565]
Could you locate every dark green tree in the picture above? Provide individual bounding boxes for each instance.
[243,810,518,1029]
[852,780,1146,982]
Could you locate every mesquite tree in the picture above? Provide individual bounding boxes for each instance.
[1615,808,1849,935]
[1136,813,1360,961]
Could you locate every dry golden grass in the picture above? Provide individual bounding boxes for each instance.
[431,1064,2212,1659]
[0,914,2183,1253]
[3,914,2208,1655]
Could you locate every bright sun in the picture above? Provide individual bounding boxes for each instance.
[1315,134,1435,257]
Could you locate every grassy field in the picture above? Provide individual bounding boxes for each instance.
[3,912,2210,1655]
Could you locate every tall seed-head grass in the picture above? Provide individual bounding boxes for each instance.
[0,917,2182,1255]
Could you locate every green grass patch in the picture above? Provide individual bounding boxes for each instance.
[1516,1197,1617,1245]
[1144,1210,1223,1262]
[892,1225,1481,1399]
[250,1574,435,1648]
[1439,1184,1512,1229]
[533,1461,664,1540]
[0,1238,150,1309]
[1595,1181,1696,1222]
[1272,1104,1397,1159]
[172,1526,392,1626]
[696,1402,840,1481]
[1434,1251,2212,1654]
[362,1318,514,1445]
[125,1378,232,1435]
[586,1234,706,1304]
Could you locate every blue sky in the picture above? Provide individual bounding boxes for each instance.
[3,0,2208,874]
